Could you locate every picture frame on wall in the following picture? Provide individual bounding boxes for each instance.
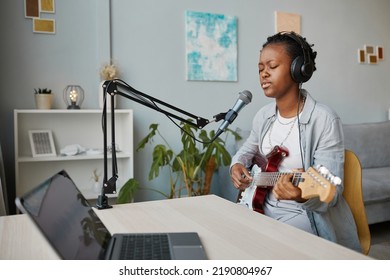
[364,45,374,54]
[25,0,55,18]
[185,10,238,82]
[25,0,39,18]
[33,18,55,34]
[40,0,55,13]
[29,130,56,157]
[377,46,384,60]
[358,49,366,64]
[368,54,378,65]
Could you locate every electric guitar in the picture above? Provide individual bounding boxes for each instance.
[237,146,341,213]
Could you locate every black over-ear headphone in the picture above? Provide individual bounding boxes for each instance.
[282,31,314,83]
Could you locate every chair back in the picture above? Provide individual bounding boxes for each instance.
[343,149,371,255]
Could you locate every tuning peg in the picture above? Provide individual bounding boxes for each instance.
[332,176,342,186]
[315,165,342,185]
[317,165,329,177]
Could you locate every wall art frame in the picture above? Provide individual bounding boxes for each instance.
[358,44,384,64]
[33,18,56,34]
[185,10,238,82]
[29,130,56,157]
[33,18,55,34]
[40,0,55,13]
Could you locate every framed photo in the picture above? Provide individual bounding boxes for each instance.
[377,46,384,60]
[25,0,55,18]
[275,11,301,34]
[33,18,55,34]
[40,0,55,13]
[368,54,378,64]
[25,0,39,18]
[29,130,56,157]
[358,49,365,64]
[365,45,374,54]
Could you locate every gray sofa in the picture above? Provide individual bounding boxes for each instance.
[217,122,390,226]
[343,121,390,225]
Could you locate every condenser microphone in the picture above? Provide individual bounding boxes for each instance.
[213,90,252,140]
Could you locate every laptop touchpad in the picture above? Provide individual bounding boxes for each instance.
[173,246,207,260]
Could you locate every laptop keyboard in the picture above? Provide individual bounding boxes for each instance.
[119,233,172,260]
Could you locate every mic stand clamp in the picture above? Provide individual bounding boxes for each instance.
[213,112,227,122]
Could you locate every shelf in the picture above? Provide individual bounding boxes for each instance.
[17,152,131,163]
[14,109,134,200]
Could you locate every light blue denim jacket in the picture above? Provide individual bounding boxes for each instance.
[231,90,361,252]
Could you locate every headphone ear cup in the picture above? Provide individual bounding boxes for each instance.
[301,60,314,82]
[291,55,313,83]
[290,56,304,83]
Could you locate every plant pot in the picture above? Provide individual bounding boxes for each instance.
[35,94,53,109]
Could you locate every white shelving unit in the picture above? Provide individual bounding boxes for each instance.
[14,109,134,201]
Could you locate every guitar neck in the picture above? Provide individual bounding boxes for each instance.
[254,172,303,187]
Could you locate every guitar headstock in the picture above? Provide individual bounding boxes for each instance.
[299,166,341,203]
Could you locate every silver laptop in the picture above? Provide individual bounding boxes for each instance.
[15,170,207,260]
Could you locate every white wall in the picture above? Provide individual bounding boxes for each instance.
[1,0,390,211]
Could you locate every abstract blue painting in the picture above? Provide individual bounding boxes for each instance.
[185,11,237,81]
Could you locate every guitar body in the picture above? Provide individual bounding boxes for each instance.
[238,146,338,213]
[264,145,289,173]
[251,146,289,213]
[237,165,261,210]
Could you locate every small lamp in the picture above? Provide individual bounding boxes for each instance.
[63,85,84,109]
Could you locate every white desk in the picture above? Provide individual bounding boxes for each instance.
[0,195,369,260]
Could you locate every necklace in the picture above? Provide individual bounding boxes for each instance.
[268,115,297,147]
[276,112,296,125]
[268,94,305,147]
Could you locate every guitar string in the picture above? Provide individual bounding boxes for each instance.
[253,172,303,186]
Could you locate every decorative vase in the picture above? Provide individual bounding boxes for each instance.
[34,94,53,109]
[99,81,117,109]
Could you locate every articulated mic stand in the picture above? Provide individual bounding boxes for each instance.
[95,79,228,210]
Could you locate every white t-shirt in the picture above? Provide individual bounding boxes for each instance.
[261,111,313,234]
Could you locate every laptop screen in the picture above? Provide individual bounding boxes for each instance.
[17,170,112,260]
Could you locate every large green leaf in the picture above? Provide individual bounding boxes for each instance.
[117,178,139,204]
[149,144,173,180]
[136,123,159,151]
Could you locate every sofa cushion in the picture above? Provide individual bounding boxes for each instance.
[343,121,390,169]
[362,167,390,204]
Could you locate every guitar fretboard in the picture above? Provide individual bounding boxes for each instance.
[253,172,304,187]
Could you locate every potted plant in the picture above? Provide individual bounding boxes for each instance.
[136,122,241,198]
[34,88,53,109]
[117,178,139,204]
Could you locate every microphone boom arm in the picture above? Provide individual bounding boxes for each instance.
[108,80,210,128]
[96,79,212,209]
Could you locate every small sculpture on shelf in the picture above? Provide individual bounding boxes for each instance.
[91,168,102,194]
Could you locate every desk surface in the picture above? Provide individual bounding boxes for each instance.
[0,195,369,260]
